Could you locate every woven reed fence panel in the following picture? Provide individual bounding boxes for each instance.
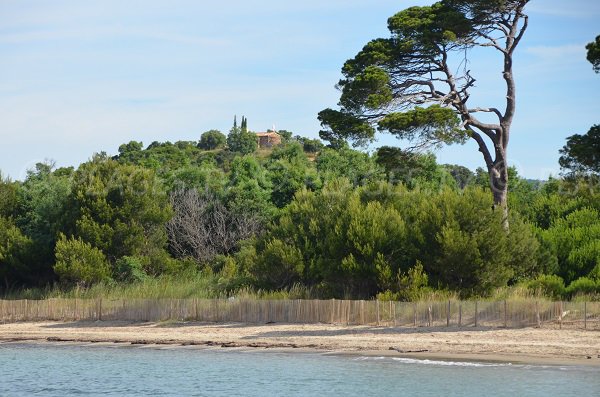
[0,299,598,329]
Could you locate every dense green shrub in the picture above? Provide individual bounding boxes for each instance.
[0,216,33,286]
[114,256,147,283]
[243,180,543,298]
[566,277,600,297]
[198,130,226,150]
[527,274,566,300]
[53,235,111,287]
[539,208,600,283]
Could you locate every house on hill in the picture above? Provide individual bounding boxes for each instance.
[255,131,282,148]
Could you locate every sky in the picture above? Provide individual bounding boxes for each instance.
[1,0,599,180]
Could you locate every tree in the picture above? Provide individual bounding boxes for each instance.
[53,234,111,287]
[0,216,33,289]
[69,155,173,274]
[559,125,600,176]
[586,35,600,73]
[227,116,257,154]
[375,147,456,189]
[443,164,475,189]
[318,0,530,229]
[294,137,324,153]
[198,130,226,150]
[226,156,274,220]
[0,172,18,219]
[166,189,262,264]
[277,129,293,141]
[316,147,384,186]
[117,141,144,163]
[16,162,73,283]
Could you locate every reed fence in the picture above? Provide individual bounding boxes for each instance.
[0,298,598,329]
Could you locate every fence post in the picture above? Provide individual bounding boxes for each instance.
[584,301,587,330]
[392,301,396,327]
[376,300,380,326]
[360,300,364,325]
[331,299,335,324]
[427,304,432,327]
[98,298,102,321]
[559,301,562,329]
[535,301,541,328]
[474,301,478,327]
[413,302,417,327]
[458,303,462,327]
[446,300,450,327]
[504,300,507,328]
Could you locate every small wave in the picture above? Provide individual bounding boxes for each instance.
[390,357,512,367]
[354,356,512,367]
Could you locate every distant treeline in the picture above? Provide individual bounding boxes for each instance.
[1,124,599,300]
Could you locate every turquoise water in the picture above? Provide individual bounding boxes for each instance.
[0,343,598,396]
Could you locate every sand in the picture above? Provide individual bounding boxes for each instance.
[1,321,599,366]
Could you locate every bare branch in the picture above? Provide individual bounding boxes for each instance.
[166,189,263,264]
[467,107,503,121]
[468,128,494,169]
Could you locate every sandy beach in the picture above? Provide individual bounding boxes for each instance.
[1,321,599,366]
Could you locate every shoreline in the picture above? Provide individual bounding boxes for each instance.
[1,321,599,367]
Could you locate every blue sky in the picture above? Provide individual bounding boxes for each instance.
[1,0,599,180]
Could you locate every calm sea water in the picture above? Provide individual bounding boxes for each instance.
[0,343,598,396]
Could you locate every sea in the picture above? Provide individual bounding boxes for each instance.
[0,343,598,396]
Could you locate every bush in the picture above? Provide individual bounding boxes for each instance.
[566,277,600,297]
[527,274,566,300]
[198,130,226,150]
[227,131,257,154]
[302,138,324,153]
[397,261,431,301]
[114,256,147,282]
[53,235,111,287]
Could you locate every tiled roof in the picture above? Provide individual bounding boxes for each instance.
[255,132,280,137]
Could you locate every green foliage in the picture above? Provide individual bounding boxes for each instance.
[166,164,226,192]
[538,208,600,284]
[15,162,73,283]
[316,147,383,186]
[527,274,566,300]
[114,256,148,283]
[443,164,474,189]
[317,109,376,148]
[117,141,144,163]
[70,155,172,274]
[224,156,275,220]
[559,125,600,176]
[244,180,542,298]
[376,147,456,190]
[277,129,293,141]
[267,142,321,208]
[227,117,257,154]
[378,106,466,146]
[249,239,305,289]
[586,35,600,73]
[566,277,600,298]
[396,261,431,301]
[319,2,475,148]
[246,180,409,297]
[300,138,324,153]
[198,130,226,150]
[0,172,19,219]
[0,216,33,287]
[53,234,111,287]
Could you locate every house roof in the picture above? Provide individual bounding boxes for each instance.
[255,131,280,137]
